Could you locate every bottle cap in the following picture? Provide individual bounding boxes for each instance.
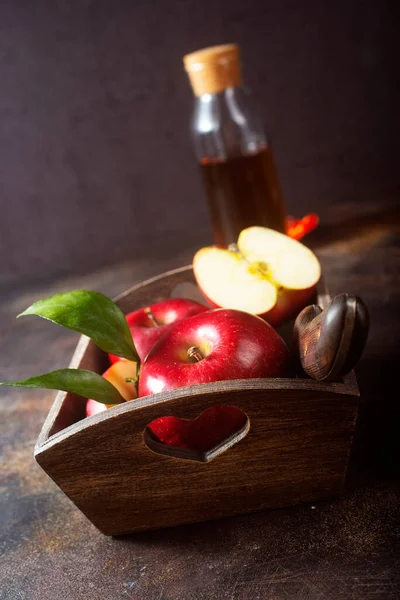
[183,44,242,96]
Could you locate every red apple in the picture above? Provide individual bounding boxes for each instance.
[86,360,138,417]
[260,286,316,327]
[139,308,290,397]
[199,286,316,328]
[108,298,209,364]
[193,226,321,327]
[86,398,107,417]
[147,406,248,452]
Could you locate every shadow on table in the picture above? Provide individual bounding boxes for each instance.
[346,352,400,487]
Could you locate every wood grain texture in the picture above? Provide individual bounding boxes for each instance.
[142,409,251,463]
[293,293,370,381]
[36,384,359,536]
[35,266,360,535]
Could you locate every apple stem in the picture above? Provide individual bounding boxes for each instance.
[187,346,203,362]
[144,307,160,327]
[228,243,240,254]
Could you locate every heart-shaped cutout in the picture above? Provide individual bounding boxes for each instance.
[144,406,250,462]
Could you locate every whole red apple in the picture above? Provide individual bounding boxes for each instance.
[139,308,290,397]
[147,406,248,452]
[108,298,209,364]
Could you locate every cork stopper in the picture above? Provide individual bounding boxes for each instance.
[183,44,242,96]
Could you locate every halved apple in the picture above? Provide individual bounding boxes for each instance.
[193,226,321,327]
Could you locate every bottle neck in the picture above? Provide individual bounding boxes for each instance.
[191,85,267,162]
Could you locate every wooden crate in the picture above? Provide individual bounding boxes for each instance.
[34,266,360,536]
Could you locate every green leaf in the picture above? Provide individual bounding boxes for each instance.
[18,290,139,362]
[0,369,124,405]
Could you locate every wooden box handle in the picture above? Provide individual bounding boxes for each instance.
[293,293,369,381]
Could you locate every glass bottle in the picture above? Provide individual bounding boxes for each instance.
[183,44,287,247]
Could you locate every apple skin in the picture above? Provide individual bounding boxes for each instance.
[139,308,290,397]
[148,406,247,452]
[199,286,316,328]
[86,360,138,417]
[86,398,106,417]
[108,298,209,364]
[262,285,317,327]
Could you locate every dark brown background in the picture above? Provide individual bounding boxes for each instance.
[0,0,398,288]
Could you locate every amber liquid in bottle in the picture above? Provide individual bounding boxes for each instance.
[200,146,286,247]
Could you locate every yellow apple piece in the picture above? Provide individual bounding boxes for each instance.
[104,360,138,402]
[86,360,138,417]
[193,246,278,315]
[238,226,321,290]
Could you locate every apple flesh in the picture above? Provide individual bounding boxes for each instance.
[108,298,209,364]
[139,308,290,397]
[86,360,138,417]
[193,226,321,327]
